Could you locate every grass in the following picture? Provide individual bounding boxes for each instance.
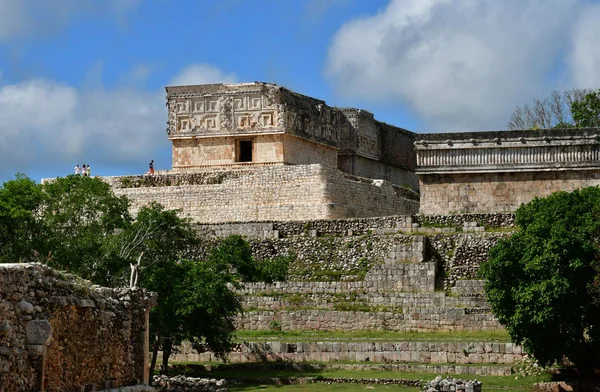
[230,383,416,391]
[234,329,511,343]
[168,365,551,392]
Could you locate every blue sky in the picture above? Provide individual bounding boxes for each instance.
[1,0,599,183]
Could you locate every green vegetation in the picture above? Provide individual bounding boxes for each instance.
[571,89,600,128]
[168,364,551,392]
[481,186,600,374]
[0,174,289,380]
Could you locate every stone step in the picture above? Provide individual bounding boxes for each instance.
[235,309,503,332]
[237,263,438,295]
[241,292,489,311]
[452,280,486,296]
[169,341,524,368]
[364,262,436,291]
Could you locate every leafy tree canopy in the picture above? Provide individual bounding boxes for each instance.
[571,89,600,128]
[480,186,600,374]
[0,174,291,377]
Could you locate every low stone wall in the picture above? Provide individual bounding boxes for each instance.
[194,213,514,239]
[235,309,502,332]
[237,260,435,295]
[107,165,419,223]
[153,376,227,392]
[416,213,515,229]
[173,341,524,365]
[426,376,482,392]
[0,263,154,392]
[196,215,415,238]
[241,291,488,311]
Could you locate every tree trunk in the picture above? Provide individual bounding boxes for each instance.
[160,337,172,375]
[149,336,159,386]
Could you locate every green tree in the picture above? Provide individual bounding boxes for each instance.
[0,174,45,263]
[0,175,291,380]
[480,187,600,374]
[571,89,600,128]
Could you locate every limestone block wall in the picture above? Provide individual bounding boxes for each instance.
[347,155,419,190]
[420,170,600,214]
[323,169,419,219]
[240,291,487,311]
[0,263,153,392]
[172,134,285,169]
[175,341,525,365]
[235,309,502,332]
[109,164,419,223]
[283,134,338,167]
[416,128,600,214]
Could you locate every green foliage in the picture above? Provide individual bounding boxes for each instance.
[0,175,132,281]
[571,89,600,128]
[0,174,288,369]
[210,235,291,284]
[0,174,45,263]
[268,320,282,332]
[480,186,600,373]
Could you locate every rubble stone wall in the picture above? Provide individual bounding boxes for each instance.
[0,263,152,392]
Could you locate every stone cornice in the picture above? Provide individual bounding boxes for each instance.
[415,128,600,175]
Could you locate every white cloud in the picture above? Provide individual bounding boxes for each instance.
[569,4,600,89]
[0,0,142,41]
[325,0,600,132]
[0,63,231,179]
[168,64,237,86]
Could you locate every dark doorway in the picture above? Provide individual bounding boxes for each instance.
[238,140,253,162]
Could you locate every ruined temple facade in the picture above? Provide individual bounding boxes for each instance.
[166,83,418,189]
[415,128,600,214]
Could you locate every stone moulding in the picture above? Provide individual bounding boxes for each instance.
[415,128,600,174]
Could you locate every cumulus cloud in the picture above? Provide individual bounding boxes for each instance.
[0,63,233,180]
[167,64,237,86]
[0,0,141,41]
[325,0,600,132]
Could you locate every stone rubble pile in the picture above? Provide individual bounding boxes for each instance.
[153,375,227,392]
[425,375,482,392]
[96,386,155,392]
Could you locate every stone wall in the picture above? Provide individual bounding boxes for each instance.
[108,165,419,223]
[283,134,338,167]
[234,309,502,332]
[419,170,600,215]
[173,341,525,366]
[0,263,154,392]
[416,128,600,214]
[346,154,419,191]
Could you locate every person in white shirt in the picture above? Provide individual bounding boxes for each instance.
[75,164,81,175]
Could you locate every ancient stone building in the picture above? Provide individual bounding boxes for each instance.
[99,83,422,223]
[415,128,600,214]
[99,83,600,221]
[166,82,418,189]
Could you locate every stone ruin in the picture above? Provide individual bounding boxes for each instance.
[0,263,156,392]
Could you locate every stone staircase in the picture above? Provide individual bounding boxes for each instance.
[170,229,518,376]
